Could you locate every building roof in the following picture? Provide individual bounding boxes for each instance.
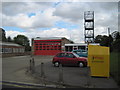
[65,43,88,46]
[65,43,99,46]
[33,37,66,40]
[33,37,74,44]
[0,41,23,47]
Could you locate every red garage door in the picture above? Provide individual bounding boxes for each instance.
[34,39,62,55]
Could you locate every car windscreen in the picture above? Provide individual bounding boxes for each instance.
[73,52,80,57]
[56,53,65,57]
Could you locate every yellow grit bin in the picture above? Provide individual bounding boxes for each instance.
[88,45,110,77]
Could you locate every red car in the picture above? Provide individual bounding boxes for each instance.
[52,52,87,67]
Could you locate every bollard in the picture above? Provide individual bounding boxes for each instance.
[30,59,32,71]
[32,58,35,67]
[41,62,45,78]
[58,64,64,84]
[31,58,35,73]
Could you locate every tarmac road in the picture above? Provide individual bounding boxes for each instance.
[2,55,60,89]
[2,56,33,82]
[2,55,119,88]
[33,55,119,88]
[2,55,43,89]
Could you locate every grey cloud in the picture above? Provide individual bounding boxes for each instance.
[2,1,119,43]
[53,2,117,21]
[53,2,118,34]
[2,2,52,16]
[2,2,27,16]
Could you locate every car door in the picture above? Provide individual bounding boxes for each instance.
[64,53,78,66]
[56,53,66,64]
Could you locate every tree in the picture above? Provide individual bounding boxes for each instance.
[100,35,109,47]
[108,35,113,51]
[13,35,31,51]
[94,35,102,43]
[112,39,120,52]
[111,31,120,52]
[7,36,13,42]
[94,35,113,47]
[115,32,120,40]
[95,31,120,52]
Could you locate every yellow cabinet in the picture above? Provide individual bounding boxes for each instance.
[88,45,110,77]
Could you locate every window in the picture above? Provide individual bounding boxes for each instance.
[8,48,12,53]
[4,48,9,53]
[36,46,38,50]
[57,53,65,57]
[2,48,4,53]
[21,48,25,53]
[39,48,42,50]
[43,46,46,50]
[54,46,57,50]
[73,53,79,57]
[58,46,61,50]
[39,46,42,50]
[13,48,15,53]
[66,53,75,58]
[39,46,42,48]
[46,46,49,50]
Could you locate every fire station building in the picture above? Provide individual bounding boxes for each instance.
[31,37,74,55]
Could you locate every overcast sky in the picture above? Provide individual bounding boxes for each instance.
[1,0,119,43]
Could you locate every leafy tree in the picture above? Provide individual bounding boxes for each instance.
[13,35,31,51]
[115,32,120,40]
[94,35,102,43]
[111,31,119,40]
[111,31,120,52]
[112,39,120,52]
[7,36,13,42]
[100,35,109,47]
[95,31,120,52]
[94,35,113,47]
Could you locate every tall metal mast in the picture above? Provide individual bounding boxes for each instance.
[84,11,94,43]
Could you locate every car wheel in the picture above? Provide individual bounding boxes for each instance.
[54,62,60,67]
[78,62,84,67]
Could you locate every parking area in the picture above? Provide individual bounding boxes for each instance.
[31,55,118,88]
